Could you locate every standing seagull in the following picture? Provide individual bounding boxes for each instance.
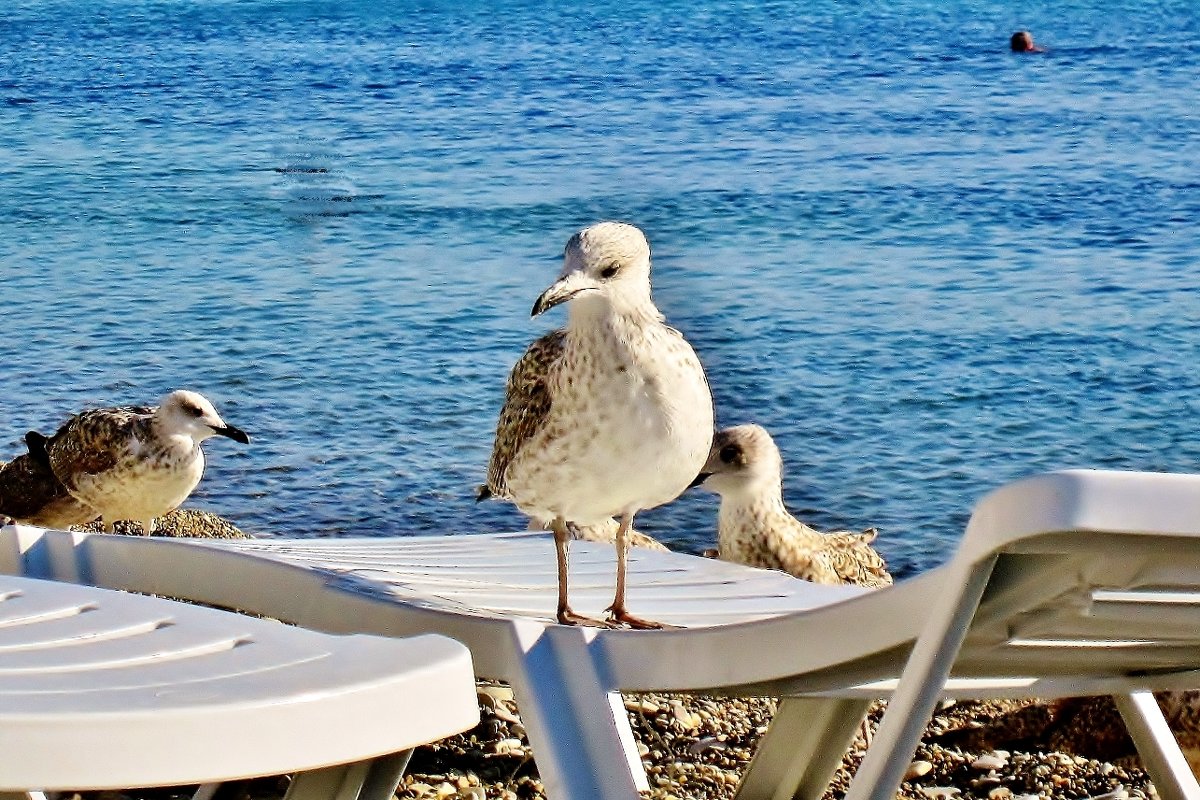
[27,390,249,535]
[692,425,891,588]
[480,221,714,627]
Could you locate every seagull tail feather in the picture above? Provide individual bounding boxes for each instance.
[24,431,51,470]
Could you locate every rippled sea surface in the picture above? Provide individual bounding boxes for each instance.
[2,0,1198,577]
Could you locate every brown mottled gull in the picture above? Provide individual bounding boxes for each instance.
[479,221,714,627]
[692,424,891,588]
[26,390,249,535]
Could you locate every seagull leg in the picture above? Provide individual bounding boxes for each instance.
[142,518,155,536]
[551,516,610,627]
[606,513,666,629]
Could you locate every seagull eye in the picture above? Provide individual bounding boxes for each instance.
[600,263,620,279]
[719,445,740,464]
[183,404,204,418]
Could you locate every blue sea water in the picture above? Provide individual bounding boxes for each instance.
[2,0,1199,578]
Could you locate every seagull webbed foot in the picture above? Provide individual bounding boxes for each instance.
[557,607,620,628]
[605,607,676,630]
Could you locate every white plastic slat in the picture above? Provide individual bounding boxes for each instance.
[0,624,247,674]
[214,532,864,629]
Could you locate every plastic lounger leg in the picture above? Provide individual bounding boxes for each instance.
[285,763,369,800]
[358,751,414,800]
[735,697,872,800]
[843,559,996,800]
[606,689,651,791]
[1114,692,1200,800]
[193,784,220,800]
[507,623,646,800]
[284,752,411,800]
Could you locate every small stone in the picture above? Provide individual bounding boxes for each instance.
[688,736,729,756]
[491,704,522,724]
[456,789,485,800]
[682,714,702,729]
[476,691,499,712]
[637,741,650,757]
[492,738,524,755]
[625,698,661,714]
[988,788,1013,800]
[435,783,456,799]
[971,752,1009,771]
[1087,788,1129,800]
[409,783,433,798]
[904,760,934,781]
[920,787,960,800]
[671,701,701,730]
[479,685,514,703]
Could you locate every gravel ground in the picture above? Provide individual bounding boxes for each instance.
[393,686,1158,800]
[58,689,1156,800]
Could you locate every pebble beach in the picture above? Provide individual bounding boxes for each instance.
[393,689,1158,800]
[39,687,1165,800]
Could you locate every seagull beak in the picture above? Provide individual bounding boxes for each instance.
[687,471,712,489]
[531,272,598,317]
[212,424,250,444]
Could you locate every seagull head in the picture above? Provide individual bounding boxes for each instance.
[689,424,783,497]
[157,390,250,445]
[531,221,656,318]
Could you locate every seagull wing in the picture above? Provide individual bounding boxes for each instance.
[46,406,152,490]
[820,528,894,588]
[485,329,566,500]
[750,515,837,583]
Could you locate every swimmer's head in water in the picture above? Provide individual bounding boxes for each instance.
[1011,31,1037,52]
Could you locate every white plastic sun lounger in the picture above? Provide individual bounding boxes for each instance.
[0,571,478,800]
[6,469,1200,800]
